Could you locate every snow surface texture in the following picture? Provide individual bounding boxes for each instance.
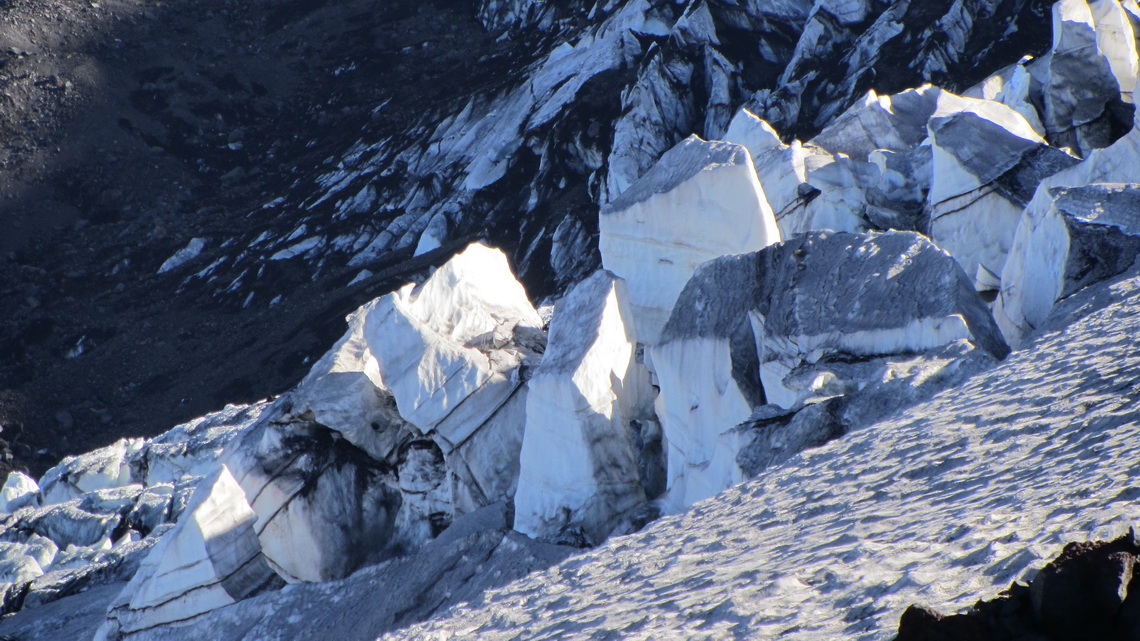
[386,264,1140,641]
[110,504,569,641]
[599,135,780,343]
[2,1,1140,637]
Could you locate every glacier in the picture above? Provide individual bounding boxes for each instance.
[1,0,1140,639]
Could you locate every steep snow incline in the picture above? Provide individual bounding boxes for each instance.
[387,269,1140,641]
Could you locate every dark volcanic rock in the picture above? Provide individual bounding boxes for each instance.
[895,532,1140,641]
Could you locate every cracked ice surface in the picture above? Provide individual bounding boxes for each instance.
[386,269,1140,641]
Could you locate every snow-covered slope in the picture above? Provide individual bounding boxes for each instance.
[384,261,1140,641]
[2,0,1140,639]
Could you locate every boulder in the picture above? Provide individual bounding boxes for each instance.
[996,183,1140,346]
[513,271,652,545]
[599,135,780,343]
[1030,538,1137,640]
[897,533,1140,641]
[926,92,1079,295]
[651,231,1007,510]
[97,466,282,640]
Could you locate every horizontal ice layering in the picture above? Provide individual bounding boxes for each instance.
[7,1,1140,638]
[97,466,282,640]
[80,242,551,636]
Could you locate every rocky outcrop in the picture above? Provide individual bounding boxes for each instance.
[751,0,1055,136]
[996,183,1140,346]
[895,531,1140,641]
[475,0,584,36]
[599,135,780,343]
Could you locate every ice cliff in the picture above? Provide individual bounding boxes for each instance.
[2,0,1140,639]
